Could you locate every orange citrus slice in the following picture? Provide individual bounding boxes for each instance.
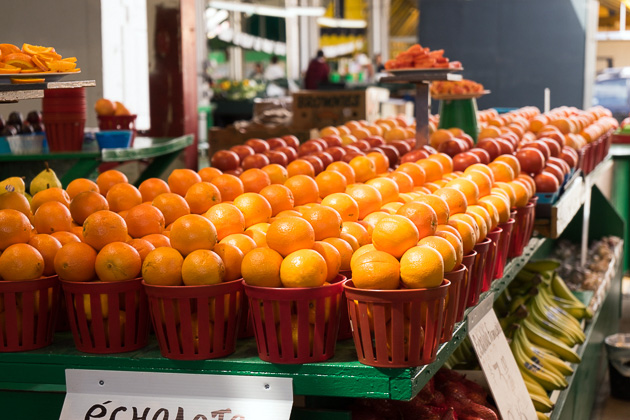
[3,53,35,69]
[11,78,45,84]
[0,44,21,57]
[47,60,76,72]
[22,44,55,55]
[62,57,77,63]
[20,68,41,73]
[36,52,62,62]
[0,68,21,74]
[31,55,48,72]
[66,68,81,73]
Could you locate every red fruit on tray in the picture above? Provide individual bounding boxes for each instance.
[458,133,474,149]
[452,152,481,172]
[315,152,334,167]
[468,147,491,164]
[544,163,564,184]
[241,153,270,170]
[389,140,412,157]
[245,138,270,154]
[298,141,324,156]
[378,144,400,168]
[265,150,288,166]
[211,150,240,171]
[540,138,561,157]
[401,149,428,164]
[523,141,551,160]
[548,156,571,175]
[321,135,342,148]
[266,137,287,149]
[420,145,438,155]
[282,135,300,149]
[535,171,560,193]
[325,146,346,161]
[516,148,546,175]
[365,136,385,147]
[342,152,364,163]
[437,139,468,157]
[276,146,298,162]
[495,138,515,155]
[302,155,324,174]
[476,139,501,161]
[230,144,255,162]
[560,147,578,168]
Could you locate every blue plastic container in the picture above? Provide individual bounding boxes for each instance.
[0,137,10,154]
[95,130,132,149]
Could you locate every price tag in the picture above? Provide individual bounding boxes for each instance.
[59,369,293,420]
[467,302,538,420]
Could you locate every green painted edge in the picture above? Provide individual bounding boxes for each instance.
[101,135,194,162]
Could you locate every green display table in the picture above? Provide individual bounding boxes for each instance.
[0,135,194,187]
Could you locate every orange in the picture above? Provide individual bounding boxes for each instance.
[242,247,283,287]
[151,193,191,226]
[372,215,420,258]
[141,233,171,248]
[517,174,536,194]
[433,230,464,267]
[54,242,97,282]
[315,170,347,199]
[213,243,244,281]
[396,201,438,239]
[181,249,225,285]
[261,164,288,185]
[82,210,128,250]
[31,188,70,213]
[95,242,142,282]
[351,127,371,140]
[320,126,340,136]
[417,159,444,182]
[493,182,517,208]
[259,184,295,216]
[168,169,202,196]
[169,214,217,256]
[219,233,257,255]
[326,161,356,184]
[476,198,502,228]
[124,203,165,238]
[198,167,223,182]
[94,98,116,116]
[127,238,155,262]
[106,183,142,213]
[245,223,268,248]
[0,209,32,250]
[365,177,399,204]
[210,174,244,202]
[96,170,128,197]
[349,156,377,183]
[509,181,530,208]
[488,161,515,182]
[138,178,170,202]
[0,191,32,220]
[322,237,353,272]
[411,194,450,225]
[142,247,184,286]
[3,53,35,69]
[184,182,221,214]
[51,231,81,246]
[280,249,328,288]
[465,210,488,241]
[468,204,495,233]
[66,178,99,199]
[479,195,511,223]
[361,211,390,237]
[433,187,468,215]
[495,155,521,176]
[28,234,62,276]
[428,153,454,173]
[435,223,463,241]
[0,243,44,281]
[284,175,319,206]
[450,213,481,244]
[320,193,360,222]
[266,216,315,257]
[447,218,477,254]
[381,201,404,214]
[396,162,426,186]
[298,204,342,240]
[386,171,414,193]
[418,235,457,272]
[350,244,377,267]
[233,193,272,227]
[203,203,245,240]
[400,245,444,288]
[429,129,454,149]
[462,169,493,198]
[287,159,315,177]
[366,152,390,174]
[339,232,360,251]
[0,44,21,57]
[351,250,400,290]
[345,184,383,220]
[33,201,72,234]
[69,191,109,225]
[445,178,480,205]
[239,168,271,193]
[341,221,370,247]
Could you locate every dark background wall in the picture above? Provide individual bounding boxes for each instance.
[418,0,588,112]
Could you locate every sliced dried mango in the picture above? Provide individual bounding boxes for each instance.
[47,60,76,72]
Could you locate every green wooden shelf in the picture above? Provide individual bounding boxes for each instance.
[0,238,547,403]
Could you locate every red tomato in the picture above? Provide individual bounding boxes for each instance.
[276,146,298,162]
[544,163,564,184]
[516,148,546,175]
[438,139,468,157]
[282,135,300,149]
[452,152,482,172]
[468,148,491,164]
[523,141,551,160]
[365,136,385,147]
[540,138,561,157]
[534,171,560,193]
[265,150,288,166]
[298,141,324,156]
[241,153,270,170]
[266,137,287,149]
[211,150,240,171]
[321,135,342,148]
[245,138,270,153]
[229,145,255,162]
[477,139,502,160]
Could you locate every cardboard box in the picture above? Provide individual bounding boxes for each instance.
[292,90,367,129]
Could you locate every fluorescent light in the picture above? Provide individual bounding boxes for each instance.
[317,17,367,28]
[208,1,325,17]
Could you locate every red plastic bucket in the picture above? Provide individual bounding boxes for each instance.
[62,278,150,353]
[336,271,353,340]
[44,87,86,98]
[462,250,477,309]
[236,292,254,339]
[482,228,502,292]
[144,279,243,360]
[244,275,345,364]
[495,218,515,279]
[43,119,86,152]
[344,279,449,368]
[442,264,466,342]
[509,203,535,258]
[468,238,491,306]
[98,115,137,142]
[0,275,60,352]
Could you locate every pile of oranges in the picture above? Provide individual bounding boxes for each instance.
[0,43,79,74]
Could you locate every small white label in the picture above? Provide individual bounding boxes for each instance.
[468,310,538,420]
[59,369,293,420]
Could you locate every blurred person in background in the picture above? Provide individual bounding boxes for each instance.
[264,55,287,97]
[304,50,330,89]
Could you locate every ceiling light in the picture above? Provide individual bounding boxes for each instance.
[208,1,325,18]
[317,17,367,28]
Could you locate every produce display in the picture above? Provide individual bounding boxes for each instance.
[431,79,485,97]
[0,110,44,136]
[0,43,79,74]
[94,98,132,117]
[385,44,462,70]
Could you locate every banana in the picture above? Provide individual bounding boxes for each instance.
[529,296,581,346]
[515,327,574,377]
[522,318,581,363]
[537,411,550,420]
[538,287,585,335]
[509,294,533,314]
[521,371,548,398]
[512,339,567,391]
[524,260,561,273]
[551,274,582,304]
[531,393,554,413]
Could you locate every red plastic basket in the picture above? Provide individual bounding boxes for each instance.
[468,238,491,306]
[461,250,477,309]
[344,279,449,368]
[145,279,242,360]
[482,228,502,293]
[442,264,466,342]
[236,292,254,339]
[337,271,353,340]
[43,119,86,152]
[494,219,514,279]
[43,87,86,98]
[0,275,60,352]
[509,203,535,258]
[62,278,150,354]
[244,275,345,364]
[98,115,137,142]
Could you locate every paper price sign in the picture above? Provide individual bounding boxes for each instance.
[59,369,293,420]
[467,296,538,420]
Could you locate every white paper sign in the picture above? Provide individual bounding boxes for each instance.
[59,369,293,420]
[468,299,538,420]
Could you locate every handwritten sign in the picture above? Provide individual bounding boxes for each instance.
[467,296,538,420]
[59,369,293,420]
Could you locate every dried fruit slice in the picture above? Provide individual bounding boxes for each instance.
[20,68,41,73]
[31,55,48,72]
[47,60,76,72]
[0,44,21,57]
[35,52,62,62]
[11,78,45,84]
[62,57,77,63]
[2,53,35,69]
[21,43,55,55]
